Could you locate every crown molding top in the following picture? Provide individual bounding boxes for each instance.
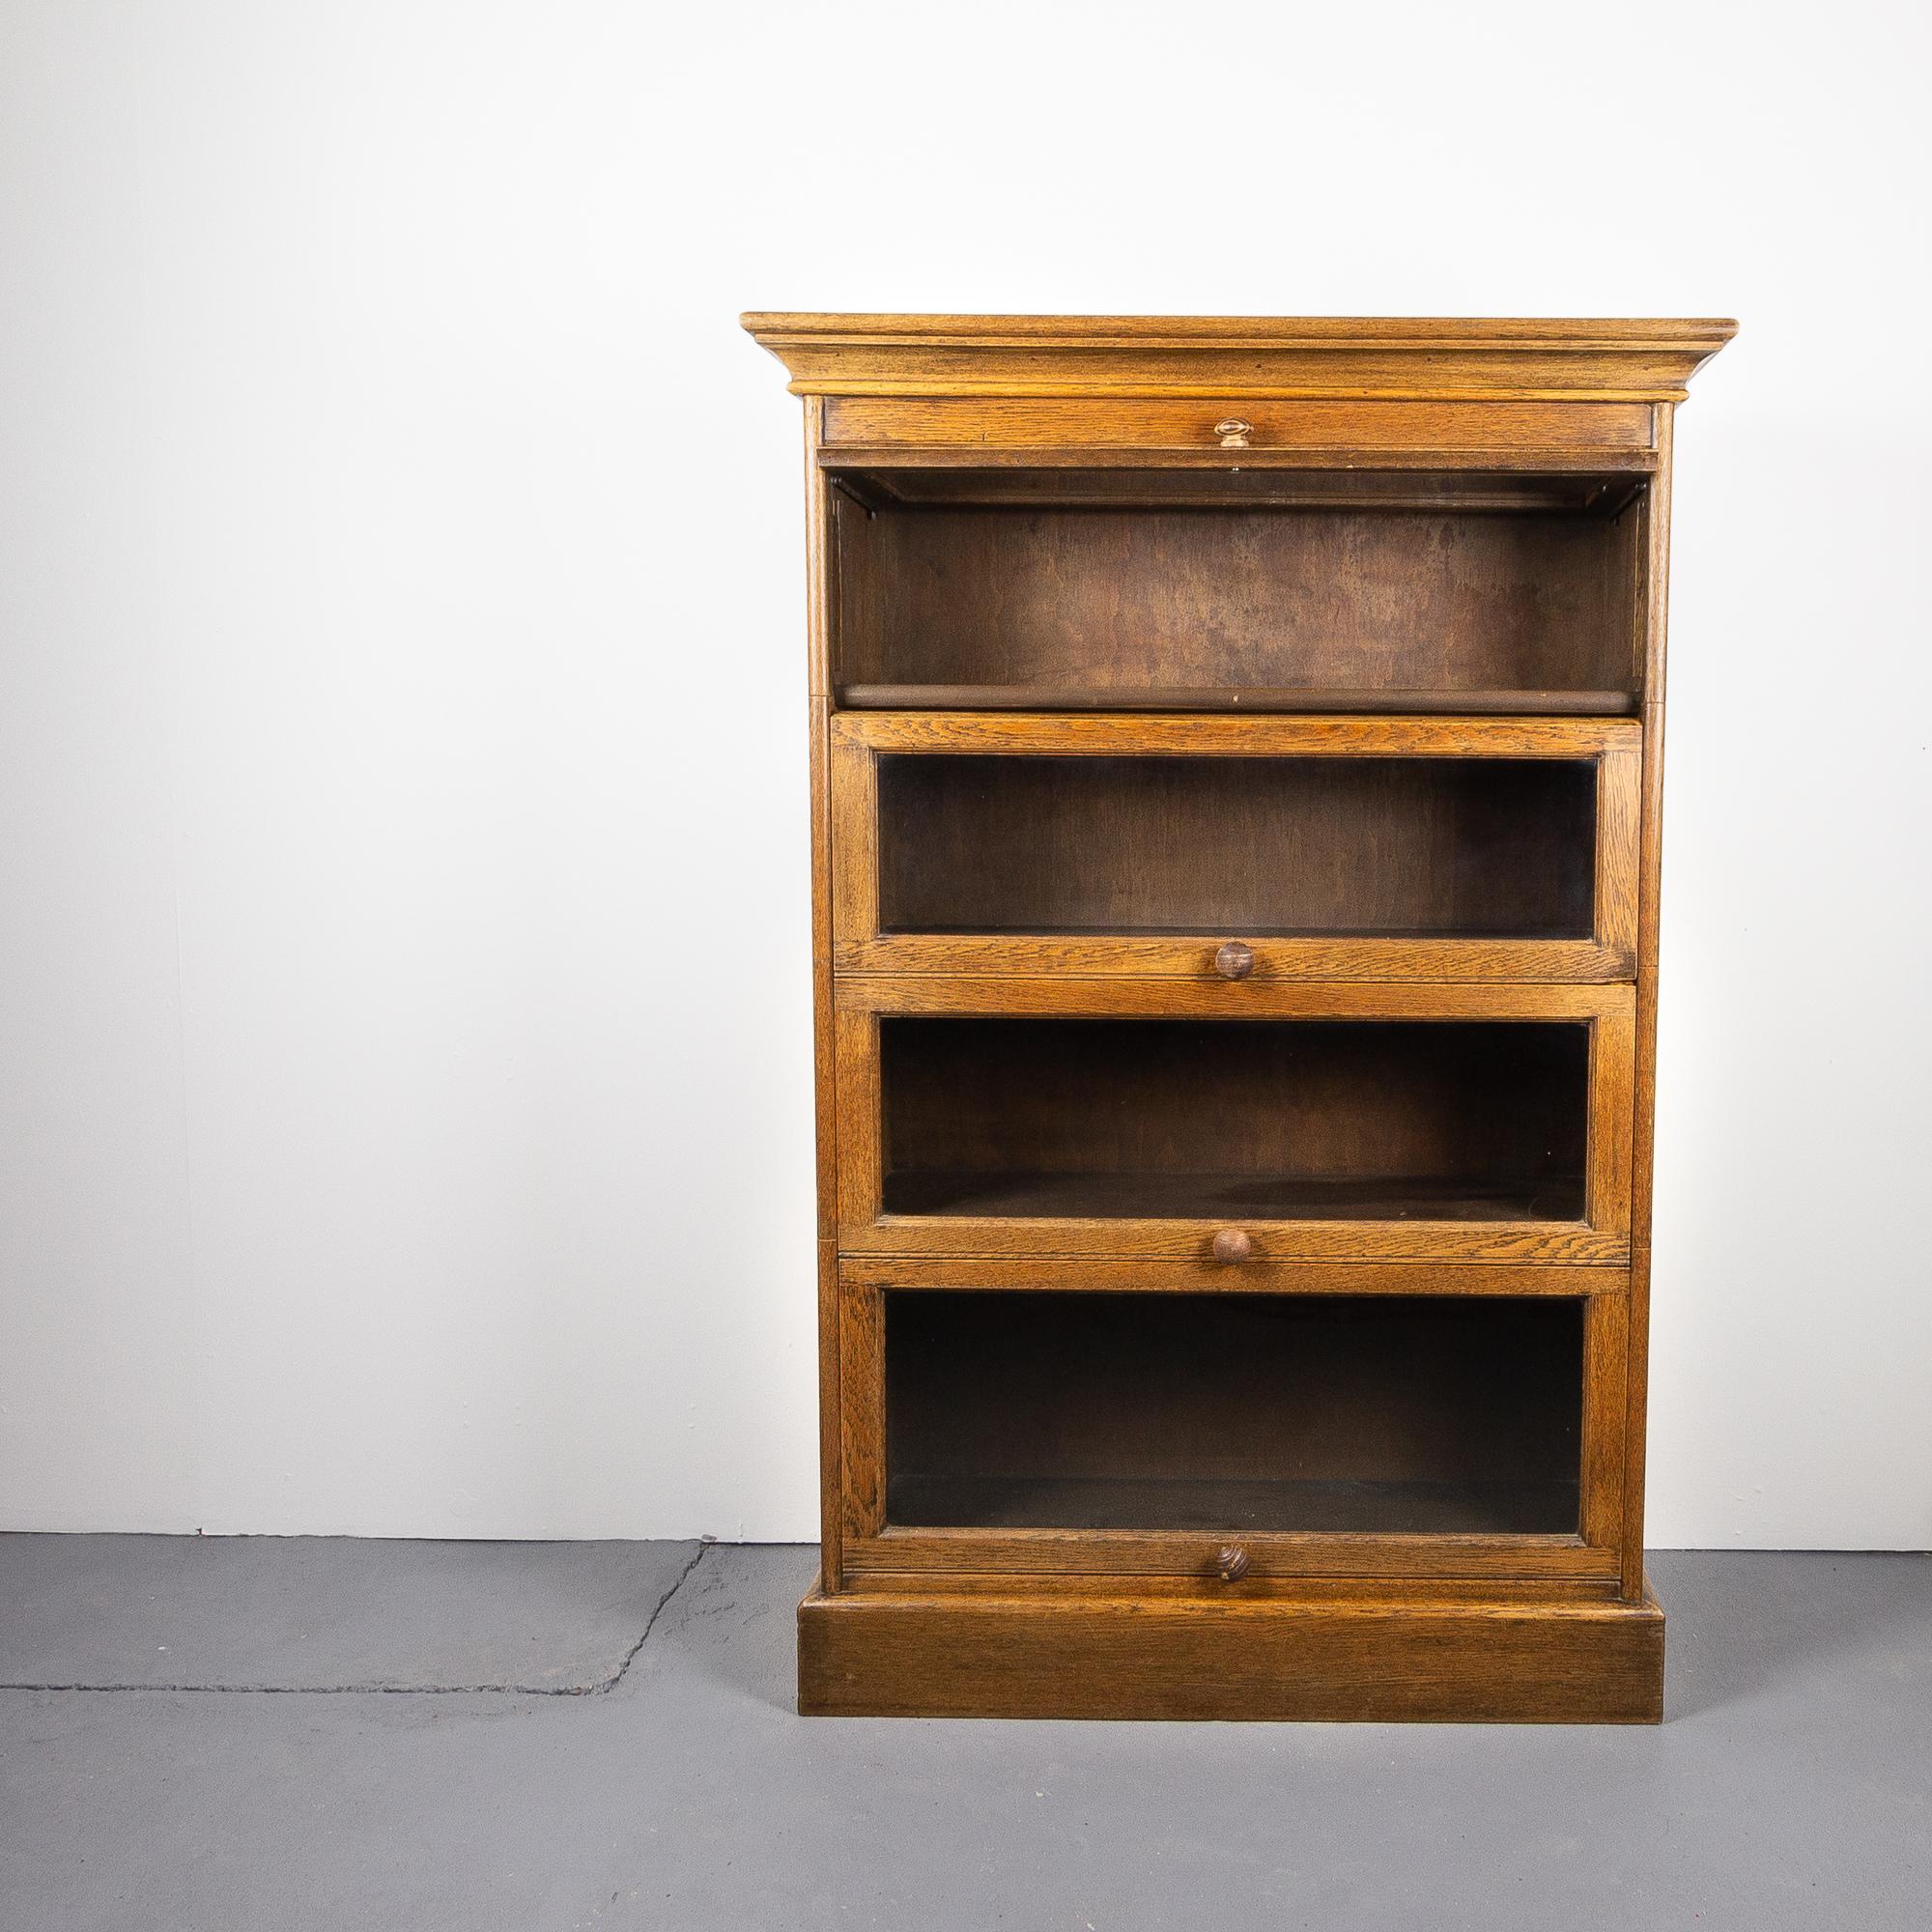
[741,313,1737,403]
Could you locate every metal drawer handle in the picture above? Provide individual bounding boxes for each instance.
[1214,417,1252,449]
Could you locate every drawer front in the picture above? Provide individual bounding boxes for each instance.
[835,1258,1631,1581]
[832,980,1635,1267]
[831,714,1641,985]
[822,396,1657,459]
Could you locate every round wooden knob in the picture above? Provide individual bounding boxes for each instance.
[1216,1545,1251,1581]
[1214,940,1255,980]
[1211,1228,1253,1265]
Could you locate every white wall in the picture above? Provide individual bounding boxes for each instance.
[2,0,1927,1546]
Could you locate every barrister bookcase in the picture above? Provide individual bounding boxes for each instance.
[744,313,1733,1722]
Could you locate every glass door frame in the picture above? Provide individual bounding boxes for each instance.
[830,710,1641,985]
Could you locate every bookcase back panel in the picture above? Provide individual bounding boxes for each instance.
[878,1016,1590,1225]
[835,498,1641,710]
[884,1291,1583,1534]
[876,753,1597,939]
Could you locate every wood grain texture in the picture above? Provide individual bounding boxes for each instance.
[806,708,841,1232]
[1596,747,1643,963]
[839,1530,1619,1583]
[743,311,1735,402]
[797,1583,1665,1721]
[832,1009,881,1241]
[835,975,1634,1020]
[845,1218,1629,1265]
[815,1236,842,1588]
[827,733,876,956]
[839,1257,1628,1297]
[1590,1009,1637,1241]
[802,399,841,1590]
[803,401,831,697]
[1622,409,1676,1600]
[832,711,1639,758]
[838,1267,885,1542]
[1581,1290,1631,1550]
[820,396,1656,450]
[836,934,1634,985]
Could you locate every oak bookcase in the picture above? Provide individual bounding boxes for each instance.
[744,313,1733,1722]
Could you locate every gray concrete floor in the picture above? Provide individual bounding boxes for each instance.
[1,1541,1926,1931]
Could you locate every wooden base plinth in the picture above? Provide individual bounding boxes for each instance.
[798,1584,1664,1723]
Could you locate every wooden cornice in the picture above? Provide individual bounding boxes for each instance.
[741,313,1737,403]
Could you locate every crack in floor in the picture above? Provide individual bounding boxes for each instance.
[0,1542,710,1698]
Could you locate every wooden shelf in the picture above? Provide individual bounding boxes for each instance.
[886,1474,1580,1535]
[833,491,1644,710]
[839,685,1638,716]
[883,1290,1586,1544]
[882,1170,1585,1225]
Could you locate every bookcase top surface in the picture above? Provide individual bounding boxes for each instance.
[741,313,1736,402]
